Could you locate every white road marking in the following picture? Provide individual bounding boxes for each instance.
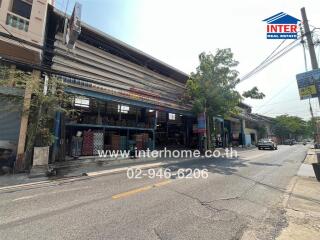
[12,186,90,202]
[86,162,165,177]
[0,163,165,192]
[12,195,34,201]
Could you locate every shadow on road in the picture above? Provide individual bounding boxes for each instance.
[166,157,249,176]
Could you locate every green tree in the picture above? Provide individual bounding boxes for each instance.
[185,49,241,118]
[185,49,264,149]
[257,125,267,139]
[272,115,311,142]
[242,87,266,99]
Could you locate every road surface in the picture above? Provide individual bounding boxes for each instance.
[0,145,308,240]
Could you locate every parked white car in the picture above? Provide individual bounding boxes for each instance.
[257,139,278,150]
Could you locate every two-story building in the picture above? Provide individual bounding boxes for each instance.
[44,6,199,161]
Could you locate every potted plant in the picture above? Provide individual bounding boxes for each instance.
[32,128,55,167]
[27,76,74,175]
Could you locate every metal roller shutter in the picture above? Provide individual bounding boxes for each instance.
[0,90,23,153]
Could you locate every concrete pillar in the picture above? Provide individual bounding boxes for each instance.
[241,118,246,147]
[8,65,16,86]
[15,70,40,171]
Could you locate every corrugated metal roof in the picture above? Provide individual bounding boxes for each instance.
[52,7,189,83]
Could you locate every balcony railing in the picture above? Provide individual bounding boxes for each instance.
[6,12,29,32]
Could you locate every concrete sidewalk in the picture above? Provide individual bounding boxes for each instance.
[277,148,320,240]
[297,148,320,178]
[0,146,251,189]
[0,157,191,188]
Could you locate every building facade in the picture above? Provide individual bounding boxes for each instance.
[0,2,275,171]
[43,6,198,162]
[0,0,52,170]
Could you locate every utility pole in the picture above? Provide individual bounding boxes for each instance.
[300,25,315,119]
[301,7,319,70]
[301,7,320,146]
[301,7,319,105]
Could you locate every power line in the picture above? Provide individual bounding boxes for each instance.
[0,26,176,95]
[240,39,301,82]
[240,39,286,81]
[266,109,319,115]
[240,38,305,114]
[239,28,320,83]
[0,16,146,80]
[254,98,300,108]
[262,101,312,115]
[254,80,296,112]
[0,23,29,50]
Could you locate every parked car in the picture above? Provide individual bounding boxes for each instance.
[283,139,294,145]
[257,138,278,150]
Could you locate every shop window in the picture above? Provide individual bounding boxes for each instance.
[118,104,129,114]
[169,113,176,120]
[75,97,90,108]
[10,0,33,19]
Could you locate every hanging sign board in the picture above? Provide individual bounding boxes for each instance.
[296,68,320,100]
[195,113,206,134]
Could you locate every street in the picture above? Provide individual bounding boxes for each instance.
[0,145,309,240]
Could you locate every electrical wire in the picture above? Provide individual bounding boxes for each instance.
[0,23,29,50]
[262,101,311,114]
[253,78,296,113]
[0,21,185,96]
[240,39,286,81]
[1,7,317,121]
[302,39,308,71]
[64,0,70,16]
[240,38,301,82]
[241,34,308,116]
[254,98,300,108]
[239,28,320,83]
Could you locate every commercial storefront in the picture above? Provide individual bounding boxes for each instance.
[44,7,197,161]
[54,80,197,160]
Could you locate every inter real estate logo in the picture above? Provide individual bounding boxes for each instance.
[263,12,300,39]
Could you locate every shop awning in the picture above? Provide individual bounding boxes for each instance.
[66,86,194,117]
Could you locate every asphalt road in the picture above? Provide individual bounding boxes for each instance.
[0,145,308,240]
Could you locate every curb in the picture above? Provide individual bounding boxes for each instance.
[0,150,243,193]
[0,158,195,193]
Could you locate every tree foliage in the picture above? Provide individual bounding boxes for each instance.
[242,86,266,99]
[185,49,264,118]
[256,124,267,139]
[272,114,312,140]
[185,49,241,118]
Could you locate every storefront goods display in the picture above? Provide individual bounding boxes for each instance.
[82,130,94,155]
[93,131,104,155]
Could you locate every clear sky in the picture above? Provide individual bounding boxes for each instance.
[55,0,320,120]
